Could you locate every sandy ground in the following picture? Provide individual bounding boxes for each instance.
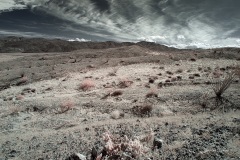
[0,45,240,160]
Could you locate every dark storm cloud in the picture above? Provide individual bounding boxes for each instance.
[0,0,240,48]
[90,0,110,12]
[0,8,113,41]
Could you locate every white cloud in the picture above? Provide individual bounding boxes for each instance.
[0,30,65,39]
[68,38,90,42]
[0,0,26,12]
[0,0,239,49]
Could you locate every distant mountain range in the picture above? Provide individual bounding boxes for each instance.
[0,36,177,53]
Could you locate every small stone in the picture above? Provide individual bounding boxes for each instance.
[159,66,164,69]
[149,79,155,84]
[45,87,53,91]
[16,95,24,100]
[87,64,95,68]
[91,147,98,160]
[176,76,182,80]
[153,137,163,149]
[158,82,163,88]
[166,71,173,75]
[189,76,195,79]
[190,58,196,61]
[65,153,86,160]
[165,79,171,83]
[193,73,201,77]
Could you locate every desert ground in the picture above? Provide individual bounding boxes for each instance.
[0,39,240,160]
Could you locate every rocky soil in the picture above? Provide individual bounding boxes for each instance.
[0,38,240,160]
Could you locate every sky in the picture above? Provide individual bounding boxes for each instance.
[0,0,240,48]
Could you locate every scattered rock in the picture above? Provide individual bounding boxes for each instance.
[170,77,177,82]
[16,77,28,86]
[87,64,95,68]
[159,66,164,69]
[189,75,195,79]
[193,73,200,77]
[16,95,24,100]
[118,79,133,88]
[166,71,173,75]
[111,90,123,97]
[153,137,163,150]
[65,153,86,160]
[190,58,196,62]
[68,59,77,63]
[158,82,163,88]
[91,147,98,160]
[45,87,53,91]
[149,78,155,84]
[165,79,171,83]
[146,90,158,98]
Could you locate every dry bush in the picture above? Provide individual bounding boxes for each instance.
[95,130,154,159]
[57,99,75,114]
[176,69,183,73]
[132,104,153,116]
[234,66,240,77]
[118,78,133,88]
[16,76,28,86]
[146,89,158,98]
[166,71,173,75]
[110,90,123,97]
[79,79,95,91]
[211,72,236,98]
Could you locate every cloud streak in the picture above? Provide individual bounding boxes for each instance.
[0,0,240,48]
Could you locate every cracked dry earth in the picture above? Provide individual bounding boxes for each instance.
[0,46,240,160]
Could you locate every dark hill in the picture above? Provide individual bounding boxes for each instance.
[0,36,177,53]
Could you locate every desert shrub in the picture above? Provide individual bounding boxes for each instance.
[94,130,154,159]
[110,90,123,97]
[118,78,133,88]
[16,76,28,86]
[146,89,158,98]
[132,104,153,116]
[79,79,95,91]
[209,72,237,111]
[56,99,75,114]
[176,69,183,73]
[166,71,173,75]
[211,72,236,98]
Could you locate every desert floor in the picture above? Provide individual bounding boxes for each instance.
[0,45,240,160]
